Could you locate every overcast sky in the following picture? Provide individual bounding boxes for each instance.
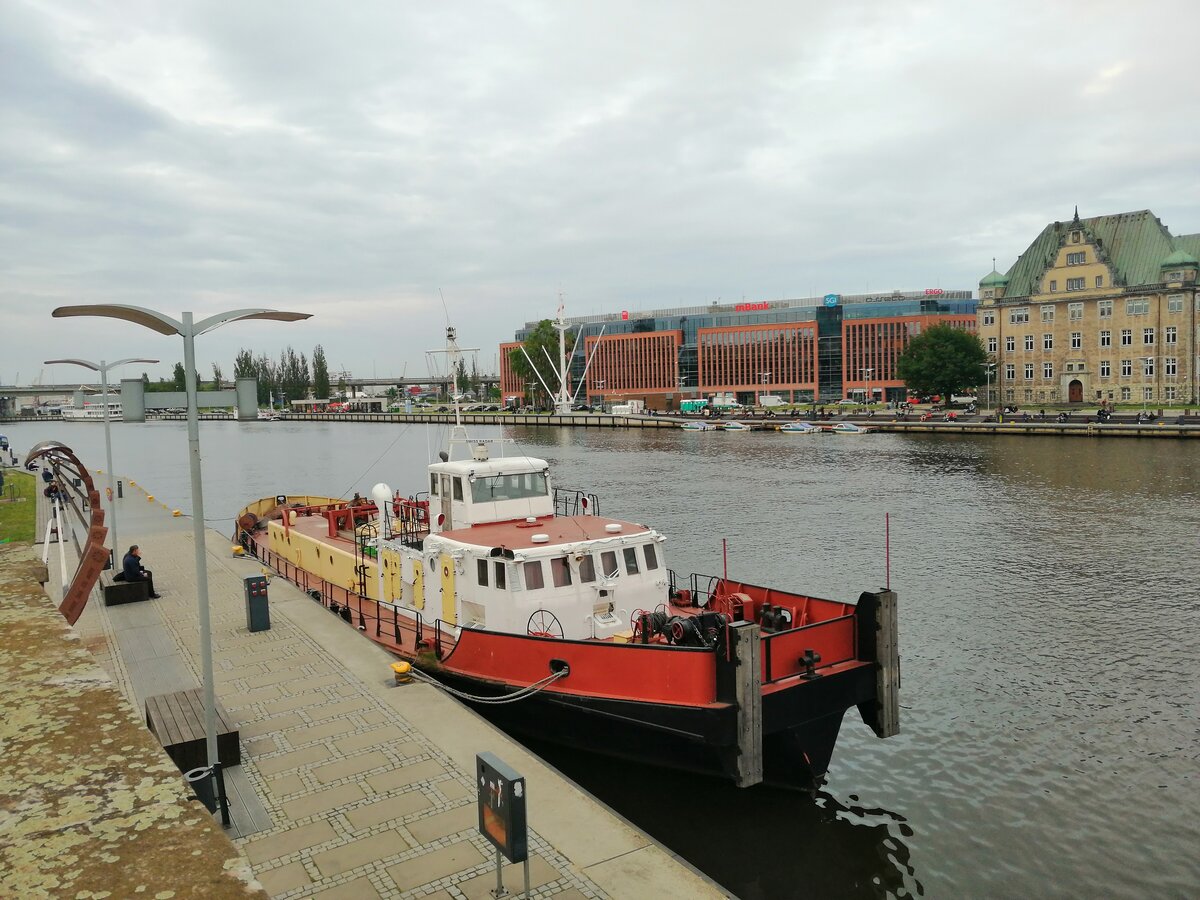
[4,0,1199,386]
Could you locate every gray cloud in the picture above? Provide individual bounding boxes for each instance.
[3,0,1199,385]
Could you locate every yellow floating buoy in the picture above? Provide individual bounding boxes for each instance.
[391,661,413,684]
[172,509,182,517]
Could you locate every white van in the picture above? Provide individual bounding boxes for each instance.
[758,395,784,407]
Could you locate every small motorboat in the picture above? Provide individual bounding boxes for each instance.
[832,422,872,435]
[719,421,752,432]
[778,421,821,435]
[680,421,717,431]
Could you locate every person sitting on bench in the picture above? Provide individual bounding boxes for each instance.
[114,544,161,598]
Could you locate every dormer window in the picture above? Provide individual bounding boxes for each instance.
[1071,231,1081,243]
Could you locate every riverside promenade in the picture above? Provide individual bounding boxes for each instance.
[33,478,726,899]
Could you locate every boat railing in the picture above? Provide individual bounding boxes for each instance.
[554,487,600,517]
[394,493,431,548]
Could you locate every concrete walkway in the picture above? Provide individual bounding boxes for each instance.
[64,479,727,899]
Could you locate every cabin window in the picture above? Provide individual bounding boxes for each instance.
[523,561,545,590]
[477,559,488,586]
[578,554,596,583]
[494,561,506,590]
[600,550,619,578]
[643,544,659,570]
[471,471,549,503]
[550,556,572,587]
[430,474,438,495]
[623,547,640,575]
[452,477,463,501]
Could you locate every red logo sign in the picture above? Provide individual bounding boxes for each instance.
[621,310,629,320]
[735,301,770,311]
[924,288,944,296]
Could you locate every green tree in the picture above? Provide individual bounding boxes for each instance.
[172,362,186,391]
[508,319,571,404]
[312,344,331,400]
[896,324,988,403]
[211,363,223,390]
[279,346,310,401]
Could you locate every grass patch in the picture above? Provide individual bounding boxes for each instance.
[0,471,37,544]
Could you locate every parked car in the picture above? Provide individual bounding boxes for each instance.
[837,399,859,406]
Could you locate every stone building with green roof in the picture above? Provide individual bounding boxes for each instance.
[978,209,1198,407]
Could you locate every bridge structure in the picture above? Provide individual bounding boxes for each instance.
[0,373,503,416]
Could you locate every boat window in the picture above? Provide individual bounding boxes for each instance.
[477,558,488,587]
[623,547,640,575]
[452,477,464,501]
[494,561,507,590]
[600,550,619,578]
[578,553,596,583]
[470,471,549,503]
[430,474,438,495]
[643,543,659,570]
[550,556,572,588]
[523,560,545,590]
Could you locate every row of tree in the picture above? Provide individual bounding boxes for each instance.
[140,346,331,405]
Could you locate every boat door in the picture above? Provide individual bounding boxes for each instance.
[439,553,456,625]
[440,475,453,530]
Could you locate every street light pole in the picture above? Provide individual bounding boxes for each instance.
[757,371,771,407]
[52,304,309,824]
[861,368,873,406]
[986,362,996,414]
[44,357,159,568]
[1139,356,1154,416]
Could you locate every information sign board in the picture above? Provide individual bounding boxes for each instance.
[476,752,528,863]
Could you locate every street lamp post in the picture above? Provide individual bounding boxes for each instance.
[595,379,605,412]
[1139,356,1155,416]
[757,371,771,407]
[986,362,996,414]
[44,357,159,568]
[52,304,309,824]
[861,368,873,406]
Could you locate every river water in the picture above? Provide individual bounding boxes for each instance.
[6,419,1198,898]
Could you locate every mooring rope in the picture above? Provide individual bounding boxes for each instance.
[406,667,568,704]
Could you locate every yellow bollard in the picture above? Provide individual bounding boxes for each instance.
[173,509,182,517]
[391,661,413,684]
[231,545,245,556]
[147,495,154,502]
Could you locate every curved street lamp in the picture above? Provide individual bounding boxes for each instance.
[53,304,310,822]
[44,357,159,569]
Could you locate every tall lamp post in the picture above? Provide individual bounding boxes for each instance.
[1139,356,1155,416]
[861,368,873,406]
[595,379,605,412]
[985,362,996,413]
[757,371,771,407]
[44,357,159,568]
[52,305,309,822]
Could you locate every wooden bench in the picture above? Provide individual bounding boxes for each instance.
[145,688,240,773]
[100,570,151,606]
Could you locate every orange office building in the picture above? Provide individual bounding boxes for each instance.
[502,291,976,407]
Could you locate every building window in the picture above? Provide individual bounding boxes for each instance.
[1041,305,1055,322]
[1166,326,1177,344]
[1166,271,1182,282]
[1071,231,1081,243]
[988,336,998,353]
[1049,280,1058,293]
[1100,330,1111,347]
[1024,389,1033,402]
[1142,358,1155,377]
[1043,333,1053,350]
[1121,329,1132,346]
[1010,308,1029,324]
[1024,363,1034,379]
[1066,277,1085,291]
[1098,300,1113,318]
[1121,359,1132,377]
[1121,386,1131,401]
[1144,387,1154,401]
[1068,302,1083,320]
[1095,275,1104,288]
[983,311,995,325]
[1165,357,1177,376]
[983,290,993,299]
[1100,360,1111,378]
[1006,336,1016,352]
[1006,389,1015,401]
[1165,386,1177,401]
[1143,328,1155,345]
[1071,332,1082,349]
[1067,251,1086,265]
[1025,335,1035,351]
[1005,364,1015,380]
[1043,362,1053,379]
[1167,294,1183,313]
[1126,299,1150,315]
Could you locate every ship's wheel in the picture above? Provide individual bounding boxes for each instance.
[527,609,564,639]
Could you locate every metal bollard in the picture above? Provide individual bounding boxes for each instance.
[117,480,123,498]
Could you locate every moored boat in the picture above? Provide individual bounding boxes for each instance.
[718,420,752,432]
[831,422,872,435]
[61,395,121,421]
[680,421,716,431]
[235,326,899,787]
[778,421,821,435]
